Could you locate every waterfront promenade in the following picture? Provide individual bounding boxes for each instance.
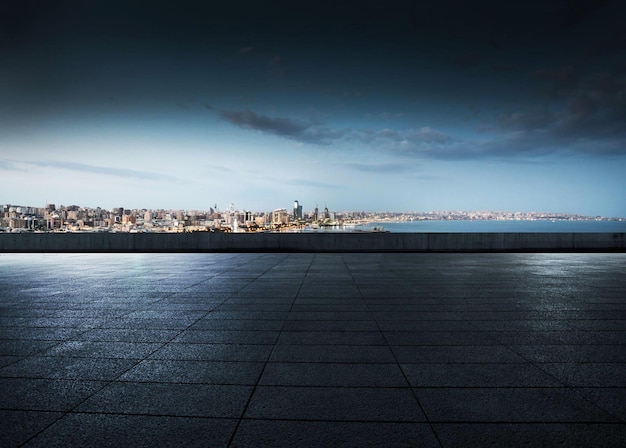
[1,253,625,447]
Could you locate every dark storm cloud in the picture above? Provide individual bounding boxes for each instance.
[216,107,616,161]
[497,110,556,131]
[27,161,175,181]
[353,127,454,148]
[220,110,454,150]
[218,110,346,145]
[219,110,308,138]
[218,108,463,157]
[392,120,624,161]
[392,133,560,162]
[503,66,626,146]
[219,100,625,162]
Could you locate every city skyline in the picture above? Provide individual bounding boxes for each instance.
[2,1,625,216]
[4,201,624,236]
[4,200,625,220]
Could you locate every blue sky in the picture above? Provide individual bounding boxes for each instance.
[1,0,625,216]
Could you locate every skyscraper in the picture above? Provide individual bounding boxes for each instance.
[293,200,303,220]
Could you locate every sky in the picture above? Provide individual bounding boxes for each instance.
[1,0,625,216]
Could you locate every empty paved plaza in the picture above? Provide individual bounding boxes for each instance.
[1,253,625,447]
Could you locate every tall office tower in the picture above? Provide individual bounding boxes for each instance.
[293,200,303,220]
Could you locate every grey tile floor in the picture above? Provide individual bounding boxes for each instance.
[0,252,625,447]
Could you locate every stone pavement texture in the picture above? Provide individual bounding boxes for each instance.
[0,253,625,447]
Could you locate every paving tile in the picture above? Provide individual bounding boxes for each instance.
[40,341,162,359]
[297,291,362,299]
[1,253,624,447]
[0,410,64,447]
[148,300,225,310]
[509,344,626,363]
[0,327,87,341]
[120,359,264,385]
[277,331,387,345]
[576,388,626,421]
[489,330,618,345]
[0,378,106,411]
[416,388,617,422]
[231,420,440,448]
[46,309,131,319]
[25,413,237,448]
[286,311,372,321]
[149,343,272,362]
[468,320,573,331]
[217,303,293,311]
[582,330,625,344]
[77,382,253,417]
[433,423,626,448]
[190,318,284,331]
[0,340,60,357]
[0,356,137,381]
[391,345,525,363]
[269,345,396,363]
[260,363,408,387]
[372,311,461,321]
[292,298,364,306]
[227,296,296,303]
[290,303,371,312]
[281,320,379,331]
[203,311,289,320]
[245,386,426,421]
[173,330,280,344]
[25,317,108,329]
[0,316,39,326]
[385,331,498,346]
[377,320,476,332]
[567,319,626,330]
[122,310,206,321]
[0,355,20,368]
[76,329,180,343]
[385,308,481,317]
[401,363,562,387]
[537,363,626,387]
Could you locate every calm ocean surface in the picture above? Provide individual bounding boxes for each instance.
[356,220,626,233]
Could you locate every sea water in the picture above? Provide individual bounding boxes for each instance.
[359,220,626,233]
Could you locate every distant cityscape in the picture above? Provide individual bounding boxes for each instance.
[1,201,624,233]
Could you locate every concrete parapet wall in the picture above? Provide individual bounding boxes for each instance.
[1,232,625,252]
